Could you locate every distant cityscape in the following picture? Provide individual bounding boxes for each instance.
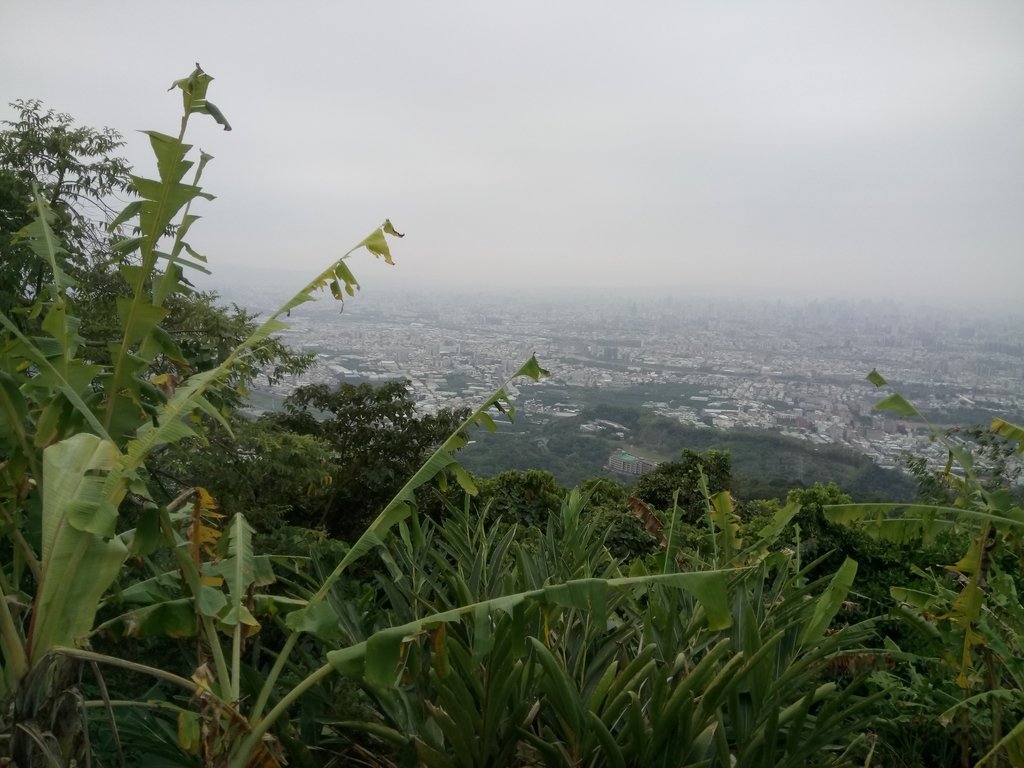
[222,283,1024,484]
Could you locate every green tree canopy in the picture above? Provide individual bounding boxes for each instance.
[634,448,732,520]
[0,99,131,316]
[0,99,309,404]
[476,469,568,528]
[784,481,855,569]
[158,415,334,533]
[265,380,468,539]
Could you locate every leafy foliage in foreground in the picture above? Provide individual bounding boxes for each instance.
[634,448,732,519]
[267,380,468,538]
[0,66,413,766]
[828,372,1024,766]
[158,379,469,539]
[316,488,878,768]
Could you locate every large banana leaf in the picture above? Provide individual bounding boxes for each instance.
[325,568,733,685]
[30,434,127,662]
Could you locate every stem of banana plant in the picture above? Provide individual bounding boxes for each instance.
[231,661,334,768]
[55,646,256,740]
[249,632,298,722]
[159,508,232,696]
[203,614,232,701]
[51,647,237,713]
[103,92,192,434]
[0,574,28,689]
[231,622,242,704]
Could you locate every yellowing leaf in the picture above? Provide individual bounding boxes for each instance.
[334,262,360,295]
[431,624,450,678]
[991,417,1024,454]
[360,228,394,265]
[178,710,200,754]
[191,662,216,694]
[197,487,221,513]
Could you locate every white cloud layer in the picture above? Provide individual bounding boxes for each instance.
[2,1,1022,302]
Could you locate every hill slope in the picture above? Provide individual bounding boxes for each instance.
[459,399,915,501]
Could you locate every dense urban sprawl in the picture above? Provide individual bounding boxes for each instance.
[230,285,1024,480]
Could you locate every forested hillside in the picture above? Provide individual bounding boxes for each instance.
[459,390,916,500]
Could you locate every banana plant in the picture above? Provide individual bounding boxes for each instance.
[2,69,703,767]
[0,66,408,765]
[825,371,1024,767]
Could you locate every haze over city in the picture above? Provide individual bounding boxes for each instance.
[3,1,1023,303]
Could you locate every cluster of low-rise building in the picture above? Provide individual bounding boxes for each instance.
[240,287,1023,483]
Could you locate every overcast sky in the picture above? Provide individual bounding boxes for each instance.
[2,2,1022,303]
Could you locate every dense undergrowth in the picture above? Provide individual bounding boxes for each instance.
[2,67,1024,768]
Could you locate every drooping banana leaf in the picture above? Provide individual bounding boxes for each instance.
[30,434,127,662]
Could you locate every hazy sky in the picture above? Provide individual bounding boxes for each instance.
[2,2,1023,302]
